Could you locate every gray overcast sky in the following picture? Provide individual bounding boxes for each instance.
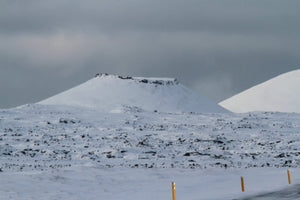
[1,0,300,108]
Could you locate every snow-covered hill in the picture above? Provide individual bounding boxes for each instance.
[219,69,300,113]
[39,74,228,113]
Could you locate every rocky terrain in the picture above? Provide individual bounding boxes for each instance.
[1,104,300,172]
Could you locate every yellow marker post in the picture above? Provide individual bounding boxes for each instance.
[287,170,291,184]
[241,177,245,192]
[172,182,176,200]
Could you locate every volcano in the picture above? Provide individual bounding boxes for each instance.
[39,74,228,113]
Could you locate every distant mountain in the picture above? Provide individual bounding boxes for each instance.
[39,74,228,113]
[219,69,300,113]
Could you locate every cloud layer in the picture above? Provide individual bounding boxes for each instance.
[1,0,300,108]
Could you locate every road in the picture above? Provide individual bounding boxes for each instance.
[237,184,300,200]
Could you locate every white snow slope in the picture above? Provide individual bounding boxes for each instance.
[219,69,300,113]
[39,74,228,113]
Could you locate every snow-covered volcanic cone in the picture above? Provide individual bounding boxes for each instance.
[40,74,227,113]
[219,69,300,113]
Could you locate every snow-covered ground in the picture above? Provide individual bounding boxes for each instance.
[1,104,300,199]
[1,104,300,171]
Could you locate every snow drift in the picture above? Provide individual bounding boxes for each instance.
[39,74,227,113]
[219,69,300,113]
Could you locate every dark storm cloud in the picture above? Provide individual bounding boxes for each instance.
[1,0,300,108]
[1,0,300,34]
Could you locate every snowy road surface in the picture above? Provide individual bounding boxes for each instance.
[1,167,300,200]
[240,184,300,200]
